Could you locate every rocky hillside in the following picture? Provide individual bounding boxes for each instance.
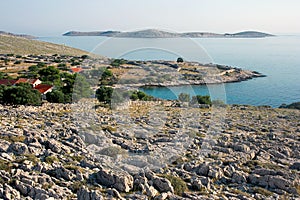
[63,29,274,38]
[0,31,36,39]
[0,100,299,199]
[0,35,89,56]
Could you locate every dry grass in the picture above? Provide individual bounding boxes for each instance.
[0,35,88,56]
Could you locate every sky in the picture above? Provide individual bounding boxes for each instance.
[1,0,300,36]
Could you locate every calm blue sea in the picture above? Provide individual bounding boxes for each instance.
[38,35,300,107]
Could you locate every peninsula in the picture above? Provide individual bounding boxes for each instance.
[63,29,274,38]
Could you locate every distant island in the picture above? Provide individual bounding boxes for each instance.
[63,29,274,38]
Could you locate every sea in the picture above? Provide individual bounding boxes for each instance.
[38,35,300,107]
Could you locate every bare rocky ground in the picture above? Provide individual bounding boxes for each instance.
[0,100,299,199]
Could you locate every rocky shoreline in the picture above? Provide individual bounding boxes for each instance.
[0,100,299,199]
[109,60,266,89]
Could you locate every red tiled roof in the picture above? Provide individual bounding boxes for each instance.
[70,67,83,73]
[15,78,39,85]
[0,79,16,85]
[34,84,53,94]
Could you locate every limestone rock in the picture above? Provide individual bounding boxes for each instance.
[93,168,133,192]
[8,142,29,155]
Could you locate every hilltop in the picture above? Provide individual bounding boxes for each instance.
[0,31,36,39]
[63,29,274,38]
[0,34,89,56]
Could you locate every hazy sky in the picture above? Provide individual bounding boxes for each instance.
[1,0,300,36]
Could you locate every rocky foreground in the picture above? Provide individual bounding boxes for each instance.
[0,101,299,199]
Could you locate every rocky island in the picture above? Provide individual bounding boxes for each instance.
[63,29,274,38]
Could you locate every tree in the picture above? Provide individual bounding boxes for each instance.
[96,86,114,104]
[177,57,184,63]
[0,85,7,103]
[3,83,41,106]
[38,66,60,82]
[0,72,4,79]
[178,93,190,102]
[130,91,154,101]
[99,68,116,85]
[110,59,127,67]
[46,90,65,103]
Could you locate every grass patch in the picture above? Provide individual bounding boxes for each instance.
[97,146,127,158]
[0,159,13,171]
[0,135,25,143]
[45,155,59,164]
[15,154,39,165]
[102,126,117,132]
[244,160,282,170]
[69,155,84,162]
[231,188,251,197]
[64,164,84,173]
[296,184,300,195]
[42,182,54,190]
[253,187,273,197]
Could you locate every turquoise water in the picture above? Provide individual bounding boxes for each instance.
[39,36,300,107]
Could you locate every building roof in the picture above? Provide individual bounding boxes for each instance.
[0,79,17,85]
[15,78,40,85]
[34,84,53,94]
[70,67,83,73]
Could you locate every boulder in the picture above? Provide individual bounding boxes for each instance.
[8,142,29,155]
[290,162,300,170]
[107,188,124,199]
[231,171,247,183]
[152,176,174,193]
[232,144,250,153]
[0,139,10,152]
[44,139,62,153]
[93,168,133,192]
[77,186,103,200]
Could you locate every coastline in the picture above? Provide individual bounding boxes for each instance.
[110,60,266,89]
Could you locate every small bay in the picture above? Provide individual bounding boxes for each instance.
[39,35,300,107]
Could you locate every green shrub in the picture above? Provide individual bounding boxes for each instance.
[160,174,188,195]
[110,59,127,67]
[191,95,212,105]
[46,90,65,103]
[130,91,154,101]
[177,57,184,63]
[96,86,113,104]
[178,93,190,102]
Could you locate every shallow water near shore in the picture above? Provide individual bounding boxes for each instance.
[39,35,300,107]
